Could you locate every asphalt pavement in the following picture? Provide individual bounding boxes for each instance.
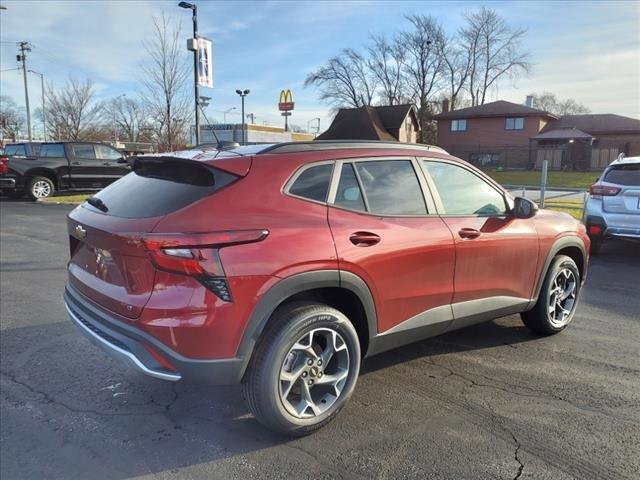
[1,199,639,479]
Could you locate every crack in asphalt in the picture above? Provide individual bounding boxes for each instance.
[510,432,525,480]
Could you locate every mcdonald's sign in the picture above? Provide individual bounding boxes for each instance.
[278,89,294,112]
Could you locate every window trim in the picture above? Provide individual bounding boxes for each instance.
[283,160,336,205]
[327,156,437,217]
[450,119,468,132]
[418,157,513,217]
[505,117,525,131]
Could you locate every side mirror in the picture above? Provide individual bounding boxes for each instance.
[513,196,538,219]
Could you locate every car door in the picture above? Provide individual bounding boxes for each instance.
[68,143,109,188]
[95,144,130,185]
[420,158,539,328]
[39,143,72,189]
[327,158,456,342]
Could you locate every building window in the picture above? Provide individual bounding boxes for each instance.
[505,117,525,130]
[451,119,467,132]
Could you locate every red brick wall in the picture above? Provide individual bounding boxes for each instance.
[436,116,549,151]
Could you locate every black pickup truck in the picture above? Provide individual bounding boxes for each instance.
[0,141,130,200]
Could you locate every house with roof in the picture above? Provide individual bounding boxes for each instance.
[317,104,420,143]
[434,99,640,171]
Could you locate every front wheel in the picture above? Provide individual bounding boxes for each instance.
[521,255,581,335]
[242,303,361,436]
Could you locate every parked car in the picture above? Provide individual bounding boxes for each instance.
[64,140,589,436]
[0,141,129,200]
[584,155,640,253]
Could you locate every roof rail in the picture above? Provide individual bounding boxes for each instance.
[258,140,449,155]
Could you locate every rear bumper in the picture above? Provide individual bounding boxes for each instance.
[64,285,247,385]
[585,215,640,241]
[0,177,17,189]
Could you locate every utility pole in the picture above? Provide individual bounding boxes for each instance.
[247,113,255,124]
[28,70,45,140]
[235,89,250,145]
[17,42,32,141]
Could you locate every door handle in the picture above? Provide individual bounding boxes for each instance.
[458,228,481,239]
[349,231,381,247]
[102,162,111,166]
[71,161,81,166]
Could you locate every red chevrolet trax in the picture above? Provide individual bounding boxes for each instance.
[64,141,589,435]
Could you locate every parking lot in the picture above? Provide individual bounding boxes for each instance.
[1,199,638,480]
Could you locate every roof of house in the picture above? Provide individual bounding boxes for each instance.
[316,104,418,142]
[532,127,593,141]
[435,100,556,120]
[541,114,640,135]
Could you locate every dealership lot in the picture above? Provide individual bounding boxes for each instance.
[1,200,638,480]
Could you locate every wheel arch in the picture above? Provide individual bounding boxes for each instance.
[26,168,59,187]
[530,235,587,307]
[236,270,378,378]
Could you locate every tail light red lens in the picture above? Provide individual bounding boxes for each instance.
[142,230,269,302]
[0,156,9,175]
[588,225,603,235]
[589,184,620,198]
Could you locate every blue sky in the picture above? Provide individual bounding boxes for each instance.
[1,0,639,133]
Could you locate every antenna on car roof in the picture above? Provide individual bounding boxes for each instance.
[197,104,227,150]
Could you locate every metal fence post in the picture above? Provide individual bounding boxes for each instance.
[540,159,548,208]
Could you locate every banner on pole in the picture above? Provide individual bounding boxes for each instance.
[197,37,213,88]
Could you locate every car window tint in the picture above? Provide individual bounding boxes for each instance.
[95,144,123,160]
[354,160,427,215]
[334,163,366,212]
[289,164,333,202]
[604,164,640,186]
[423,161,507,215]
[5,144,26,156]
[72,144,96,159]
[41,144,65,157]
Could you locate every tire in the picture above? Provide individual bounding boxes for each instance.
[27,176,55,200]
[5,190,25,199]
[242,303,361,436]
[521,255,581,335]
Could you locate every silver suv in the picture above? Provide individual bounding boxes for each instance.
[584,155,640,253]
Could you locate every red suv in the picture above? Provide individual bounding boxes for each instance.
[64,141,589,435]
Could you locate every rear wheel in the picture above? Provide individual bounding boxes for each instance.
[27,176,55,200]
[242,303,361,436]
[521,255,581,335]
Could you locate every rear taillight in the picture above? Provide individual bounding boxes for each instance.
[142,230,269,302]
[589,184,620,198]
[0,156,9,175]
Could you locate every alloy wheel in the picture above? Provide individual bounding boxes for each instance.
[32,180,51,198]
[279,327,350,419]
[548,268,577,327]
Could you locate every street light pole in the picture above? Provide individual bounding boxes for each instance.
[179,2,199,145]
[235,89,250,145]
[28,69,45,140]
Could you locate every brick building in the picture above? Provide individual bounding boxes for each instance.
[434,99,640,171]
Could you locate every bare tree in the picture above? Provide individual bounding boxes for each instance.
[400,14,446,142]
[304,48,377,109]
[104,97,150,142]
[140,14,190,149]
[461,7,531,106]
[529,91,590,115]
[45,78,104,140]
[0,96,25,141]
[366,35,407,105]
[440,34,472,111]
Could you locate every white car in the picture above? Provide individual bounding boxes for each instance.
[584,155,640,253]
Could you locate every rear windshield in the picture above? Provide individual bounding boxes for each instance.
[603,164,640,186]
[84,160,238,218]
[4,144,26,156]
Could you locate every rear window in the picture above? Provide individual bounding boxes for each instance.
[41,144,65,157]
[603,164,640,186]
[4,144,26,156]
[288,163,333,202]
[85,160,238,218]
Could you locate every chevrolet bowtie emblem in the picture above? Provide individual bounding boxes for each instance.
[75,225,87,239]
